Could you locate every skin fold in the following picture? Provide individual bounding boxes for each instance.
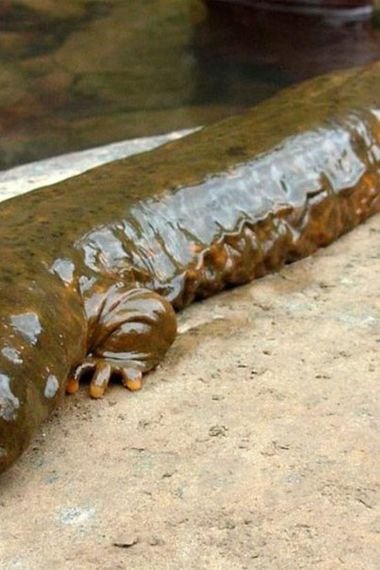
[0,62,379,474]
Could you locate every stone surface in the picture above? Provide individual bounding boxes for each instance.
[0,134,379,569]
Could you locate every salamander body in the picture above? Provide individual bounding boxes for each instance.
[0,63,379,473]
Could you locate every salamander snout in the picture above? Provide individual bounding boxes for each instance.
[0,280,86,474]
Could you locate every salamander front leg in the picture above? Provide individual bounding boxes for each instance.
[67,287,177,398]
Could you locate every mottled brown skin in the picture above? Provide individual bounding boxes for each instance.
[0,63,379,474]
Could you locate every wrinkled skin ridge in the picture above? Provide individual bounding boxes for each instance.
[0,62,379,473]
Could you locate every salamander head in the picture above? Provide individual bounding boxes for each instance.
[0,280,86,474]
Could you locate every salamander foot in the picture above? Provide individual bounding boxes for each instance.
[67,287,177,398]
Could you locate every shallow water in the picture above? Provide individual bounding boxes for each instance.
[0,0,379,169]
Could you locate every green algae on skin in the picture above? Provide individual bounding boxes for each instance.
[0,62,379,474]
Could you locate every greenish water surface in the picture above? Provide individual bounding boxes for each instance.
[0,0,379,169]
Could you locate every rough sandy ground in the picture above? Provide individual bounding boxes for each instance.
[0,213,378,569]
[0,131,379,569]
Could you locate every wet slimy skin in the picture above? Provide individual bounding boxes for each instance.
[0,63,379,473]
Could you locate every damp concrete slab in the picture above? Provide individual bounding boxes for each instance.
[0,135,379,570]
